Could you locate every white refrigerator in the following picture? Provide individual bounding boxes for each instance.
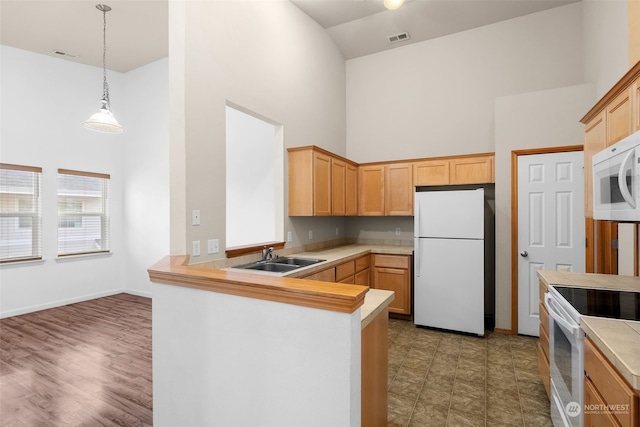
[414,188,485,336]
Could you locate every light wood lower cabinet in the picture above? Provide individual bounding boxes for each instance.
[303,267,336,282]
[355,255,371,286]
[372,254,411,315]
[361,306,388,427]
[538,281,551,400]
[336,259,355,284]
[584,338,639,427]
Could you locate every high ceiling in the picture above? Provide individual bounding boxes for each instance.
[0,0,577,73]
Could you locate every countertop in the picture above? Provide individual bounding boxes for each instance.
[537,270,640,392]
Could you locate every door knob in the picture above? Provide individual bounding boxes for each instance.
[520,251,528,258]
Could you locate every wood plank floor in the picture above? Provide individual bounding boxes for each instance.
[0,294,152,426]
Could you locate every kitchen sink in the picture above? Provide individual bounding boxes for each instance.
[271,257,325,266]
[244,262,300,273]
[233,256,325,273]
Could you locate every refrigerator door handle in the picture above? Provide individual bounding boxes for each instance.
[415,238,421,277]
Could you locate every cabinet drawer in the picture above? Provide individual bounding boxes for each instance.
[584,338,637,427]
[537,343,550,400]
[539,302,549,338]
[355,268,370,286]
[336,261,355,282]
[539,320,549,362]
[303,268,335,282]
[374,254,409,269]
[338,275,355,284]
[355,255,370,273]
[539,281,547,304]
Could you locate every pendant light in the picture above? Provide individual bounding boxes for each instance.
[384,0,405,10]
[82,4,124,134]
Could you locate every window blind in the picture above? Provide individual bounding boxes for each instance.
[0,163,43,263]
[57,169,110,256]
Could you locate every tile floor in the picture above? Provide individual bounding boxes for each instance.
[387,319,553,427]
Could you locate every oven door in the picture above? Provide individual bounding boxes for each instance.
[544,293,584,427]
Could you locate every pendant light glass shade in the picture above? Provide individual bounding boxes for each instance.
[82,4,124,134]
[384,0,405,10]
[82,98,123,133]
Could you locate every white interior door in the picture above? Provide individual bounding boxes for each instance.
[517,151,585,336]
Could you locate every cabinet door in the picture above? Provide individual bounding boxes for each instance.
[584,379,621,427]
[385,163,414,216]
[414,160,450,186]
[288,149,314,216]
[373,267,410,315]
[313,152,331,216]
[633,78,640,132]
[345,163,358,216]
[359,165,385,216]
[331,158,346,216]
[606,86,634,146]
[450,155,494,184]
[584,110,606,219]
[355,268,370,286]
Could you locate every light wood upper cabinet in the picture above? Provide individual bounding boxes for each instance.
[414,159,450,186]
[385,163,413,215]
[359,163,413,216]
[583,110,606,219]
[288,146,356,217]
[331,158,346,216]
[413,154,494,187]
[359,165,386,216]
[313,152,332,216]
[634,78,640,132]
[606,85,634,146]
[450,155,494,185]
[346,163,358,216]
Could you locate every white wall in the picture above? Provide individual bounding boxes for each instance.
[122,58,170,297]
[583,0,629,98]
[346,3,585,163]
[0,46,169,315]
[173,1,348,263]
[153,282,361,426]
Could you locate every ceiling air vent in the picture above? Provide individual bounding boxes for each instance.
[388,32,410,44]
[53,51,77,58]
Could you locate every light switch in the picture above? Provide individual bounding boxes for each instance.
[287,231,292,242]
[208,239,219,254]
[192,210,200,226]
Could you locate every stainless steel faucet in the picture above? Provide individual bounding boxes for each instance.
[261,246,274,261]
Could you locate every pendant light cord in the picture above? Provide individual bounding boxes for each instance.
[100,5,110,107]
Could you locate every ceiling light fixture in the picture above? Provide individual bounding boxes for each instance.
[384,0,405,10]
[82,4,123,134]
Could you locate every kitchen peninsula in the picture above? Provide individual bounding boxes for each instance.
[148,250,395,427]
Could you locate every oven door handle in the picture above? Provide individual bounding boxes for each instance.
[544,293,580,336]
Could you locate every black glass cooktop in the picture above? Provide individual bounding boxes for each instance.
[554,286,640,321]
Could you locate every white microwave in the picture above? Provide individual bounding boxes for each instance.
[592,130,640,222]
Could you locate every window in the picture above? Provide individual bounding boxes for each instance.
[57,169,110,256]
[0,163,42,262]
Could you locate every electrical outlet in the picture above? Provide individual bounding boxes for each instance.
[207,239,219,254]
[192,210,200,226]
[396,228,401,236]
[308,230,313,240]
[192,240,201,256]
[335,227,339,236]
[287,231,292,242]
